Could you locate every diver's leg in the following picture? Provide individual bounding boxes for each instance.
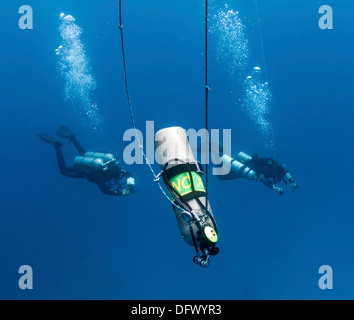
[54,146,82,178]
[56,126,86,156]
[54,146,70,175]
[70,137,86,156]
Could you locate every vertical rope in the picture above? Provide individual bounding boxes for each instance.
[254,0,277,160]
[118,0,212,214]
[205,0,210,213]
[118,0,186,212]
[119,1,136,132]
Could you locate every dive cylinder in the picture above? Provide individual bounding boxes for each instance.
[221,152,257,180]
[155,127,219,267]
[84,152,116,163]
[74,152,116,173]
[236,152,252,162]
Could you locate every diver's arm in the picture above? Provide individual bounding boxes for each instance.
[284,172,299,192]
[119,168,133,178]
[97,181,135,196]
[118,169,136,191]
[97,182,122,196]
[259,174,284,195]
[258,174,273,189]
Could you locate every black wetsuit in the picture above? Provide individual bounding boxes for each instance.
[245,157,288,190]
[54,137,133,196]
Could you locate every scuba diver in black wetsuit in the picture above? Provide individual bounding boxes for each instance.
[240,153,298,195]
[209,143,298,195]
[37,126,136,196]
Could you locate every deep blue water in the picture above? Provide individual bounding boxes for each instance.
[1,0,354,300]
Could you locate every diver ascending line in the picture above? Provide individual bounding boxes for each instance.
[37,126,135,196]
[214,144,298,195]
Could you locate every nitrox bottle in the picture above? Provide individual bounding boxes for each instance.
[155,127,219,267]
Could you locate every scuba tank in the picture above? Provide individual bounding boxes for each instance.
[74,152,117,173]
[84,152,116,163]
[155,127,219,268]
[221,152,257,180]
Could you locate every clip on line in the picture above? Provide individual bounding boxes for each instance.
[118,0,186,213]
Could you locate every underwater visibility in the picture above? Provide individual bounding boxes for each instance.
[2,0,354,301]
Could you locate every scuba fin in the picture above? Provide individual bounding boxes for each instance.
[56,125,75,140]
[37,133,63,147]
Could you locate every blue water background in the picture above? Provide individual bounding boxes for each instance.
[1,0,354,299]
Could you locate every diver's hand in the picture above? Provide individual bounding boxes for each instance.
[273,186,284,195]
[286,173,298,192]
[122,186,136,196]
[290,182,299,192]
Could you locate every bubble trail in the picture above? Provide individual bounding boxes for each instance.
[210,4,274,148]
[211,4,249,77]
[56,13,103,131]
[243,67,273,148]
